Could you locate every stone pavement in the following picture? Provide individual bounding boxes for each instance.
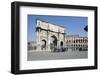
[28,50,88,61]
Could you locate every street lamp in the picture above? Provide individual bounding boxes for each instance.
[84,26,88,32]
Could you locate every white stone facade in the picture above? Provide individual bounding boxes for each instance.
[66,35,88,51]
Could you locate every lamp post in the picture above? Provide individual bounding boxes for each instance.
[84,26,88,32]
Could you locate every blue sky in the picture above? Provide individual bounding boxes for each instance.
[28,15,88,42]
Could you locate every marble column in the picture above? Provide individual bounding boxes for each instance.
[47,30,51,51]
[64,33,66,47]
[57,32,60,49]
[36,28,41,51]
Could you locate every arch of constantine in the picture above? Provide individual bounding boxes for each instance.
[36,19,66,51]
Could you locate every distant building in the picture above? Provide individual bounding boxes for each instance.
[28,41,37,50]
[66,35,88,51]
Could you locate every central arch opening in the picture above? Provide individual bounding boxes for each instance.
[51,35,57,47]
[60,41,63,47]
[41,40,46,50]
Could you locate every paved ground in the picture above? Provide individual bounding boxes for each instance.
[28,50,88,61]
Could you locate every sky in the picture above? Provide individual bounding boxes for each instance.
[28,15,88,42]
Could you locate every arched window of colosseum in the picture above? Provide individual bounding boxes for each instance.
[74,40,75,43]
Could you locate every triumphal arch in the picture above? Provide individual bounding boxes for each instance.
[35,19,66,51]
